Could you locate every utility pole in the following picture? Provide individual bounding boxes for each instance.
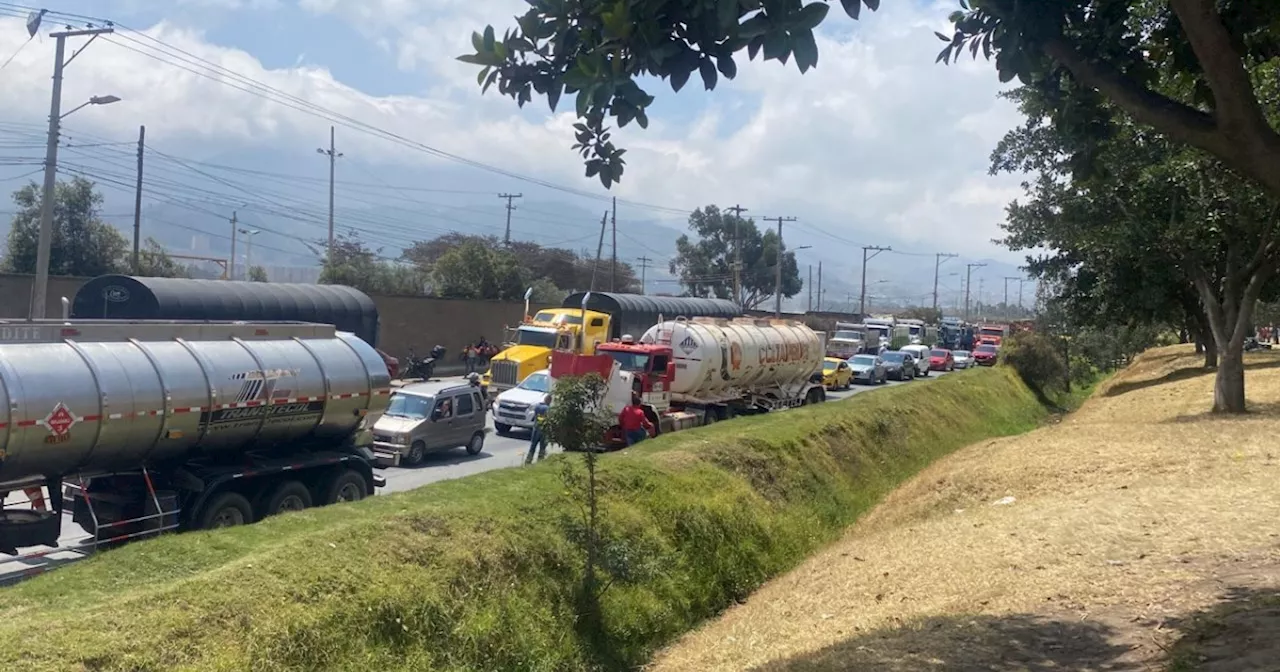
[1018,278,1026,309]
[636,256,651,294]
[817,261,823,312]
[30,25,115,319]
[932,252,958,313]
[229,211,238,280]
[316,126,342,263]
[726,204,748,305]
[807,265,813,312]
[1003,276,1019,316]
[859,245,892,317]
[589,211,607,290]
[610,196,617,291]
[131,125,144,274]
[765,215,796,318]
[978,278,986,318]
[964,262,986,321]
[498,193,522,244]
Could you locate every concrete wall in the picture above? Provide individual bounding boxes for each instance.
[0,273,864,373]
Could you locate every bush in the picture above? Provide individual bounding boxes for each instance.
[0,369,1049,672]
[1001,332,1068,396]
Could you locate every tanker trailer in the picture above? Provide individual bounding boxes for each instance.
[550,317,826,447]
[0,319,390,558]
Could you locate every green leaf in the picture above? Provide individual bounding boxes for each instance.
[739,14,770,39]
[483,26,495,51]
[748,34,764,60]
[793,30,818,73]
[699,59,718,90]
[670,65,693,92]
[547,82,563,112]
[840,0,860,20]
[563,66,594,90]
[716,53,738,79]
[998,65,1015,83]
[636,110,648,129]
[797,2,829,30]
[476,66,490,86]
[762,30,790,62]
[576,86,593,117]
[934,31,950,42]
[471,31,484,52]
[863,0,879,10]
[717,0,739,29]
[481,69,499,94]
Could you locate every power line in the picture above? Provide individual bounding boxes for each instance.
[859,245,891,317]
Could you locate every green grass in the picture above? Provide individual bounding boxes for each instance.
[0,367,1049,671]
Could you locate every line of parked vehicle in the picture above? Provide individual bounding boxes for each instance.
[821,343,997,389]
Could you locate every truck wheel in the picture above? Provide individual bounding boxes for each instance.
[466,432,485,455]
[494,422,512,436]
[404,441,426,466]
[197,492,253,530]
[261,480,312,519]
[323,470,367,504]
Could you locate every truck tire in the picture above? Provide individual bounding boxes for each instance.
[261,480,312,519]
[323,470,367,504]
[404,441,426,466]
[494,422,512,436]
[197,492,253,530]
[466,432,485,456]
[0,509,59,551]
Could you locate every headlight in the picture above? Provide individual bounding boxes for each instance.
[395,434,409,445]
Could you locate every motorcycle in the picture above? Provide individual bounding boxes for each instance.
[404,345,446,380]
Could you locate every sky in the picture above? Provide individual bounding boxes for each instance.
[0,0,1033,309]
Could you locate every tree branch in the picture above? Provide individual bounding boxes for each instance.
[1041,37,1223,151]
[1168,0,1272,138]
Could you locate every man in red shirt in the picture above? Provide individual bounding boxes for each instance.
[618,393,655,446]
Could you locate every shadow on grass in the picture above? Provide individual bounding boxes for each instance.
[1163,400,1280,423]
[750,613,1136,672]
[1165,586,1280,672]
[1102,358,1280,399]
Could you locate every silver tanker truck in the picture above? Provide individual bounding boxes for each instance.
[0,318,390,562]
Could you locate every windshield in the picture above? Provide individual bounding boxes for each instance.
[851,355,877,366]
[606,351,650,372]
[931,349,948,357]
[823,360,838,372]
[515,327,558,348]
[908,325,922,335]
[881,352,905,362]
[385,393,433,419]
[976,345,998,353]
[833,330,863,341]
[954,350,971,357]
[533,311,582,325]
[980,327,1003,336]
[518,372,551,392]
[866,327,889,339]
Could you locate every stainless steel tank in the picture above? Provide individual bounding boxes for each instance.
[0,324,391,488]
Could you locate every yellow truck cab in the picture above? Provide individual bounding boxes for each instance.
[483,292,741,398]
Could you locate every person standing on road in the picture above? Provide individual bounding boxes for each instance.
[465,344,479,374]
[525,394,551,465]
[619,393,655,447]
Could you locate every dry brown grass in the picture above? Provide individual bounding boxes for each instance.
[650,345,1280,671]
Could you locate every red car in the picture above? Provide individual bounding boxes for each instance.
[972,344,999,366]
[928,348,955,372]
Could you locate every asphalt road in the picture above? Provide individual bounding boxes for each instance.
[382,367,954,493]
[0,366,958,583]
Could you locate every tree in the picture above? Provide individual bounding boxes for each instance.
[669,205,800,308]
[319,229,426,296]
[405,232,641,295]
[135,237,189,278]
[3,177,129,277]
[458,1,1280,197]
[994,71,1280,413]
[431,240,527,300]
[248,265,268,282]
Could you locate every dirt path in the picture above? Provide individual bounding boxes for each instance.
[650,347,1280,671]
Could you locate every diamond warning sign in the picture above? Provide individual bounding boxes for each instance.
[42,403,77,436]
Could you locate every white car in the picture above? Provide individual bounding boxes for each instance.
[952,350,973,369]
[899,344,932,377]
[492,369,551,435]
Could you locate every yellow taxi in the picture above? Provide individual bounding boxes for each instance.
[822,357,853,391]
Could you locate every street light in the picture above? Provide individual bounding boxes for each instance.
[59,94,120,119]
[238,228,261,279]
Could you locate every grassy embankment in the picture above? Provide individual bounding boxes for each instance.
[652,345,1280,671]
[0,367,1048,671]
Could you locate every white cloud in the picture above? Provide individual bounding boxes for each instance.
[0,0,1027,268]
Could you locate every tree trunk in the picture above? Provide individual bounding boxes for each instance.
[1203,344,1217,368]
[1213,341,1246,412]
